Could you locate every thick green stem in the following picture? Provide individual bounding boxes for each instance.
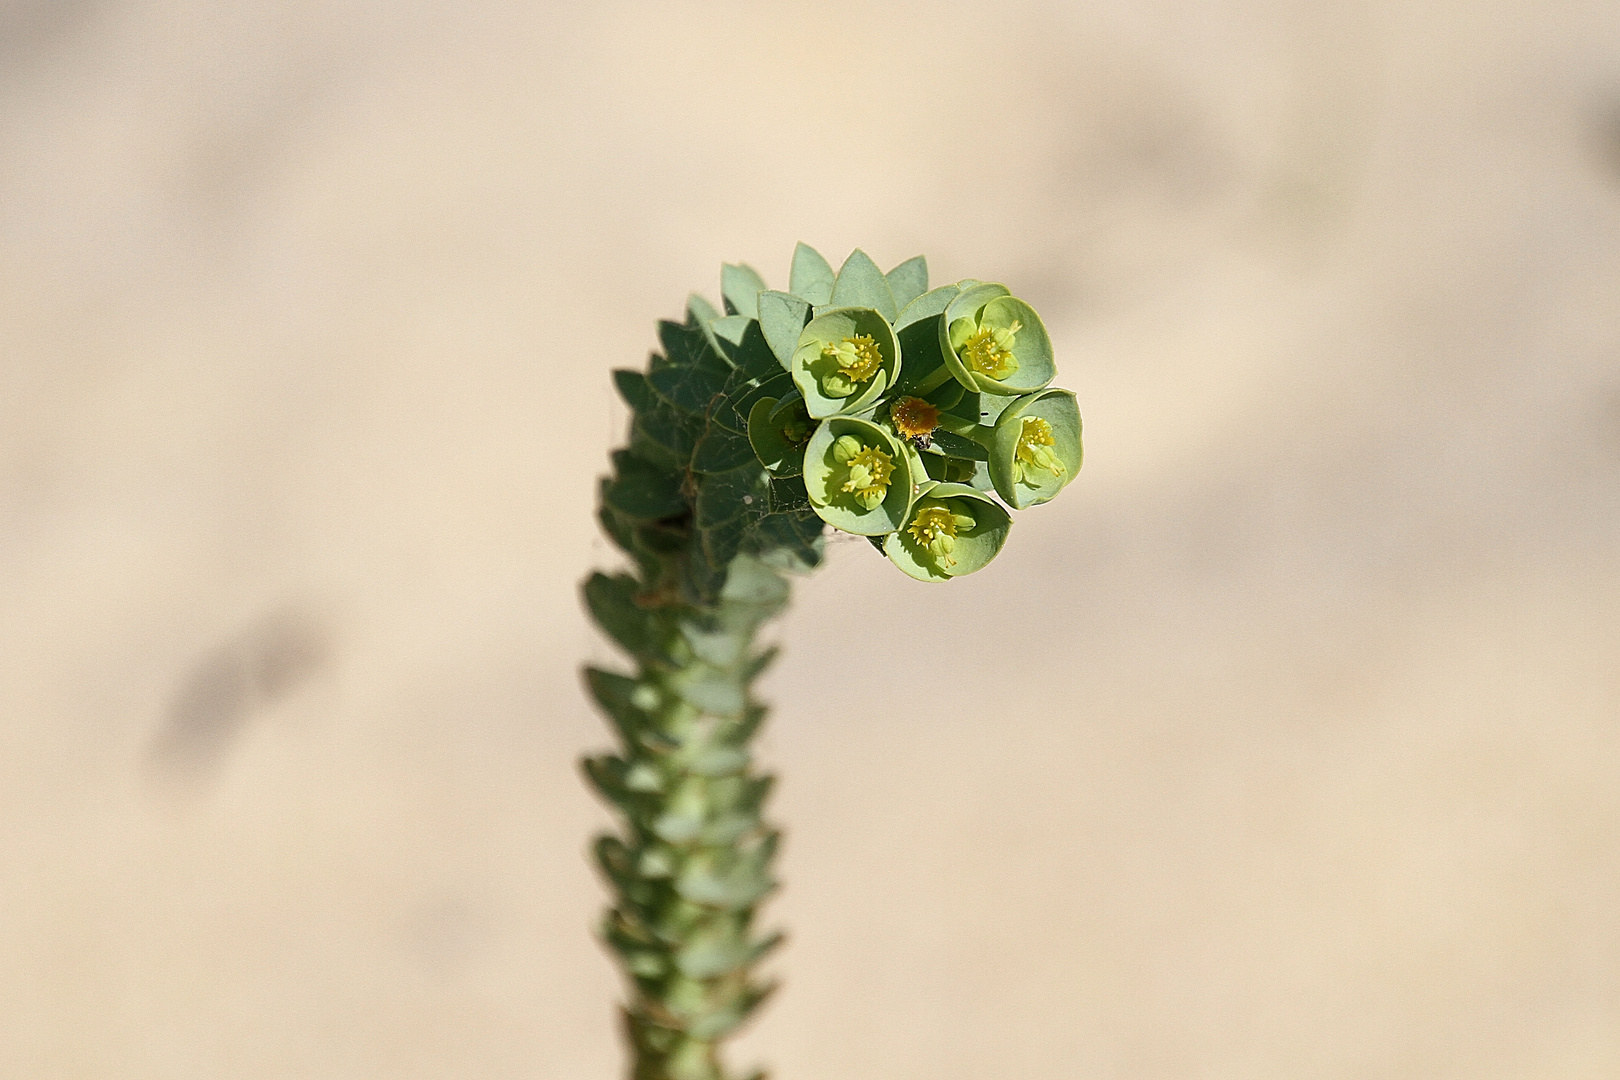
[584,556,788,1080]
[910,361,957,397]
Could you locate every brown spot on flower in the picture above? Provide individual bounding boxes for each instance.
[890,396,940,439]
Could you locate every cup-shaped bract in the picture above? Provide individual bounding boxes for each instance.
[883,481,1012,582]
[747,395,814,477]
[987,388,1082,509]
[940,285,1055,397]
[803,416,915,535]
[791,307,901,420]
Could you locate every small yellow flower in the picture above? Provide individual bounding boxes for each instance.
[961,319,1021,380]
[832,434,894,510]
[820,334,884,397]
[1013,416,1065,483]
[905,501,977,567]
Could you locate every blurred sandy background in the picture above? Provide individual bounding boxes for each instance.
[3,1,1619,1077]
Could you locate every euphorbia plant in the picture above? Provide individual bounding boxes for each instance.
[582,244,1082,1080]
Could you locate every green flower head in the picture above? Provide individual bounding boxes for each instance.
[987,388,1082,509]
[883,482,1012,582]
[939,284,1055,396]
[791,307,901,419]
[802,416,915,535]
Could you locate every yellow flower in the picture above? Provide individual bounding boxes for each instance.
[905,501,977,567]
[831,434,894,510]
[960,319,1021,380]
[1013,416,1065,483]
[820,334,884,397]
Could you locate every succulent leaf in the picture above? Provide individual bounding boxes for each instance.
[721,263,768,319]
[829,248,898,321]
[788,242,835,305]
[757,290,811,370]
[884,255,929,311]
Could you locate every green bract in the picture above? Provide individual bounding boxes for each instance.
[746,394,812,478]
[790,307,900,420]
[802,415,915,535]
[988,388,1082,509]
[940,284,1055,397]
[883,481,1012,582]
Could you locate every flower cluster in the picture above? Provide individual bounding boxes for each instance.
[600,245,1083,594]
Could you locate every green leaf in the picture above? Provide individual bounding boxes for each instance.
[597,478,637,552]
[670,665,746,717]
[926,428,989,461]
[789,242,835,305]
[746,395,809,477]
[721,263,768,319]
[654,808,707,844]
[740,645,778,685]
[676,935,752,980]
[692,423,759,474]
[885,255,929,310]
[681,531,730,606]
[648,357,729,417]
[700,511,751,569]
[632,390,705,462]
[722,369,793,436]
[749,511,824,572]
[606,450,688,520]
[583,754,638,807]
[686,982,778,1040]
[768,475,812,513]
[829,248,898,322]
[718,553,790,612]
[894,315,948,396]
[686,293,720,327]
[679,616,748,669]
[648,319,731,414]
[676,861,774,910]
[688,746,749,777]
[697,462,770,528]
[584,666,645,748]
[584,572,658,659]
[895,283,960,330]
[757,290,811,370]
[711,317,780,381]
[614,369,658,412]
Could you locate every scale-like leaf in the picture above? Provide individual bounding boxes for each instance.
[697,462,770,527]
[606,450,687,520]
[584,572,658,659]
[788,242,834,304]
[757,290,810,369]
[721,263,768,319]
[885,255,928,310]
[829,249,898,322]
[692,424,759,474]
